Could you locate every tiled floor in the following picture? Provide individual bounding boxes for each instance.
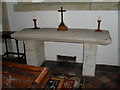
[2,56,120,88]
[41,61,120,88]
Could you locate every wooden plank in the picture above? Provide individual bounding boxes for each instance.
[3,61,44,72]
[2,61,52,88]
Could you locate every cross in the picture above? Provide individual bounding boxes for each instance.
[58,7,66,23]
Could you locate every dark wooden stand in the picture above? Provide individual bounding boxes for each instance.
[95,20,102,32]
[2,31,26,61]
[32,19,40,29]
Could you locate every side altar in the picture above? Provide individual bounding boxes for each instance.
[11,28,112,76]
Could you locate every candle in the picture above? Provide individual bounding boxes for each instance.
[33,16,36,19]
[98,16,101,21]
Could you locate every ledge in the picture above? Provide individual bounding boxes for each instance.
[14,2,119,11]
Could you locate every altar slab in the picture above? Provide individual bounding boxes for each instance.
[11,28,112,76]
[11,28,111,44]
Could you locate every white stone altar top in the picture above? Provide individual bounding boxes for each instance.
[11,28,111,45]
[11,28,112,76]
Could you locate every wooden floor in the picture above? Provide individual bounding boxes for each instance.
[2,56,120,88]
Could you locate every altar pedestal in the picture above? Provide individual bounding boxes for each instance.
[24,40,45,66]
[83,44,97,76]
[11,28,112,76]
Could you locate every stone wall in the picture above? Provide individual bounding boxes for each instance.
[14,2,119,11]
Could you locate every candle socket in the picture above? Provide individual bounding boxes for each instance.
[95,20,102,32]
[32,19,40,30]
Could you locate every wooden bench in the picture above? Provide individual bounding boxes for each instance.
[2,61,51,88]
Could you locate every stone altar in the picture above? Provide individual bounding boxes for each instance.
[11,28,112,76]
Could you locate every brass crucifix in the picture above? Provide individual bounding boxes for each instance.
[57,7,68,31]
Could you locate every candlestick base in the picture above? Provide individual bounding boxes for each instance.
[32,27,40,30]
[57,21,68,31]
[57,26,68,31]
[95,29,102,32]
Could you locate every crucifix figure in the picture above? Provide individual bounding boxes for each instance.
[57,7,68,31]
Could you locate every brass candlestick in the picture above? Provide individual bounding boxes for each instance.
[32,19,40,29]
[95,20,102,32]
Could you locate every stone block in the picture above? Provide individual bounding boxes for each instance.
[91,2,118,10]
[14,2,90,11]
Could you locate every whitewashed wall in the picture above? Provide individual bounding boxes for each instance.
[0,2,2,55]
[118,11,120,66]
[0,24,2,56]
[6,2,118,66]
